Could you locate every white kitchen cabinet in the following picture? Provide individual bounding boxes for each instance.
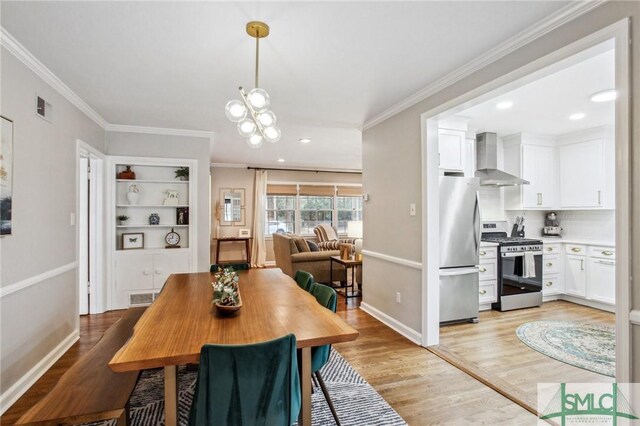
[115,253,154,292]
[559,139,605,208]
[479,246,498,308]
[543,243,563,296]
[565,254,586,297]
[463,137,476,178]
[503,134,559,210]
[587,257,615,305]
[438,129,465,172]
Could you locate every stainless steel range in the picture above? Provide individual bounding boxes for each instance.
[482,221,543,312]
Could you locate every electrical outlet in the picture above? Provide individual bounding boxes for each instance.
[409,203,416,216]
[396,292,401,304]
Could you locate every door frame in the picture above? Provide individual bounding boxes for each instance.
[420,19,631,382]
[76,139,106,314]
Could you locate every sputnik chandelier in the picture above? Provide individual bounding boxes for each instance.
[225,21,281,149]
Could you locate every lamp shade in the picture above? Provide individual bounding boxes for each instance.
[347,221,363,239]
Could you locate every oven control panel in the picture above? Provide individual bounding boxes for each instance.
[500,245,543,253]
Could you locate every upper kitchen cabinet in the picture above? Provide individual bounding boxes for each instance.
[503,133,559,210]
[557,126,614,209]
[438,117,474,176]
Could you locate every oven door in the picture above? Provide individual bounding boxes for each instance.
[500,251,543,295]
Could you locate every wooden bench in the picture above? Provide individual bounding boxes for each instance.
[17,307,146,426]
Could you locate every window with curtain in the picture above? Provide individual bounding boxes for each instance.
[336,196,363,234]
[265,195,296,235]
[299,196,333,235]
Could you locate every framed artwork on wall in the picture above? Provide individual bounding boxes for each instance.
[1,116,14,236]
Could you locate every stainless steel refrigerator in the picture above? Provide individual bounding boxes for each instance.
[439,176,481,323]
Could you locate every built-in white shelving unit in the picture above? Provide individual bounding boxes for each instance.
[107,156,198,309]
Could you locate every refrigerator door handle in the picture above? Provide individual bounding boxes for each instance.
[473,190,481,254]
[440,267,480,277]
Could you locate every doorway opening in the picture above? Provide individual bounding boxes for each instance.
[420,19,630,412]
[77,140,105,315]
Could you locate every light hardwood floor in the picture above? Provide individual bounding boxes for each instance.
[2,297,537,425]
[435,300,615,412]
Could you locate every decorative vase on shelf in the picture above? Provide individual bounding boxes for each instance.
[127,184,140,205]
[149,213,160,225]
[118,166,136,180]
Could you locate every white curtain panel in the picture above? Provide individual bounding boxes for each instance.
[251,170,268,267]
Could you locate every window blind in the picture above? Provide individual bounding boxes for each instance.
[298,185,335,196]
[336,186,362,196]
[266,184,297,195]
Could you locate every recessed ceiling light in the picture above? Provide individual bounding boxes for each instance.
[496,101,513,110]
[277,158,285,163]
[569,113,586,121]
[590,89,616,103]
[299,138,312,144]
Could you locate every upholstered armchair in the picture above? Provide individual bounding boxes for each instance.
[313,224,356,251]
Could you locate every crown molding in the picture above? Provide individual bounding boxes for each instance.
[106,124,214,139]
[362,0,606,131]
[1,27,109,129]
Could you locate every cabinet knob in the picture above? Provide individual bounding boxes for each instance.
[155,269,162,275]
[602,251,613,256]
[479,267,487,273]
[546,262,553,267]
[546,282,553,287]
[479,289,487,295]
[571,247,582,253]
[143,270,151,276]
[546,247,553,252]
[479,251,486,256]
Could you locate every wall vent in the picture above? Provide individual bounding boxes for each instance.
[36,95,52,121]
[129,292,154,306]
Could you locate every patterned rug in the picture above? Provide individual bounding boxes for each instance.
[516,320,615,377]
[88,349,406,426]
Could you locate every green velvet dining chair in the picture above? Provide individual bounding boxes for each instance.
[210,262,250,273]
[294,270,314,292]
[309,283,341,425]
[188,334,301,426]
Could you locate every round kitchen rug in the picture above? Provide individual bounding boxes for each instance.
[516,320,615,377]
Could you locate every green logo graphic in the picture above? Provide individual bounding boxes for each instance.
[540,383,638,425]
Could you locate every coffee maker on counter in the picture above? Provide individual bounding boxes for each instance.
[542,212,562,237]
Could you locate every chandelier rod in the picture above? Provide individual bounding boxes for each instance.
[255,27,260,88]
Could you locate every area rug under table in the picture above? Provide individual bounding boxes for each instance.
[89,349,406,426]
[516,320,615,377]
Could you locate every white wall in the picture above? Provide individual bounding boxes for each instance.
[106,132,210,271]
[363,1,640,385]
[0,48,106,406]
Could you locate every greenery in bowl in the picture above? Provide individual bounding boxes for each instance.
[117,215,130,221]
[212,268,240,306]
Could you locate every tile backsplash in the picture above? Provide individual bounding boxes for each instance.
[505,210,615,241]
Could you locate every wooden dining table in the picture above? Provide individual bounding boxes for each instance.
[109,269,359,426]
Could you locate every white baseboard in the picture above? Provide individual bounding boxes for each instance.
[557,294,615,313]
[360,302,422,345]
[0,329,79,415]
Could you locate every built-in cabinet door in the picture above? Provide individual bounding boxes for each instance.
[565,255,586,297]
[463,138,476,178]
[587,257,615,305]
[560,139,605,208]
[116,254,154,291]
[522,145,557,208]
[153,252,191,290]
[438,129,465,171]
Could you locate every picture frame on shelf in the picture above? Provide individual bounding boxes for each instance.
[122,232,144,250]
[176,207,189,225]
[163,190,179,206]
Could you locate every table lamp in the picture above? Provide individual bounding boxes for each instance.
[347,221,363,260]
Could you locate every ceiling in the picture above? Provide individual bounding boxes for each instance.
[458,42,615,137]
[2,1,572,169]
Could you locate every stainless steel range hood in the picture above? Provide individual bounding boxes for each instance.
[474,132,529,187]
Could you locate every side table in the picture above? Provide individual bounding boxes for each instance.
[215,237,252,266]
[330,255,362,304]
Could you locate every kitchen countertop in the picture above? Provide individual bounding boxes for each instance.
[479,241,499,247]
[538,237,615,247]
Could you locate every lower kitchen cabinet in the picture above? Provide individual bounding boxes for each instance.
[543,243,563,296]
[114,250,191,308]
[587,256,616,305]
[479,246,498,308]
[564,254,586,298]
